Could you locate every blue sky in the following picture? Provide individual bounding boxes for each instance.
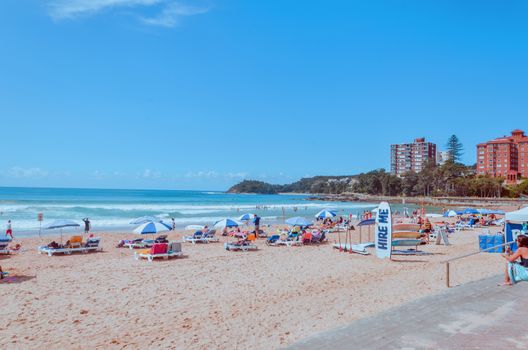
[1,1,528,190]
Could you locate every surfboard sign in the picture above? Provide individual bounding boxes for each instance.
[375,202,392,259]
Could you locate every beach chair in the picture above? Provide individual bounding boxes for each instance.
[0,242,10,255]
[154,235,169,243]
[124,239,155,249]
[134,242,183,262]
[183,231,204,244]
[68,236,83,249]
[38,237,103,256]
[224,240,258,252]
[202,230,219,243]
[83,237,102,252]
[266,233,302,247]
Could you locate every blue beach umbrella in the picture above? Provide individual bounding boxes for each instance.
[315,210,337,219]
[462,208,479,215]
[285,217,312,227]
[133,221,171,235]
[238,213,255,221]
[214,218,241,229]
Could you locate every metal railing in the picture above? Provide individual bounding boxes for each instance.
[442,241,514,288]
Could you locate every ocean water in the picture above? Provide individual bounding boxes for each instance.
[0,187,387,236]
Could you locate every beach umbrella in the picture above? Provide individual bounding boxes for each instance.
[315,210,337,219]
[477,208,492,215]
[444,210,458,217]
[358,219,376,226]
[45,219,80,245]
[462,208,479,215]
[238,213,255,221]
[285,217,312,227]
[129,216,162,225]
[133,221,171,235]
[213,218,241,229]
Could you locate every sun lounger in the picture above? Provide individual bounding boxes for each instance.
[0,242,10,255]
[154,235,169,243]
[266,234,302,247]
[183,231,203,244]
[38,237,102,256]
[224,241,258,251]
[134,242,183,262]
[68,235,83,249]
[183,229,219,244]
[124,239,155,249]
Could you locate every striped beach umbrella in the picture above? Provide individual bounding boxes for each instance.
[213,219,241,229]
[238,213,255,221]
[133,221,171,235]
[315,210,337,219]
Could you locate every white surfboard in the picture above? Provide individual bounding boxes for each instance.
[332,243,370,255]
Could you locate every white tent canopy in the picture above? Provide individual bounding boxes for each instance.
[505,207,528,222]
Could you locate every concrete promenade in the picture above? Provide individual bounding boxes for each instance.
[286,275,528,349]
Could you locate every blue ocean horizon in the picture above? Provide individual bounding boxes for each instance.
[0,186,388,236]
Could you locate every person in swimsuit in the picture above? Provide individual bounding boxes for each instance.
[502,235,528,285]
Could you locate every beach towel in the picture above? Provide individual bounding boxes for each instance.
[508,262,528,284]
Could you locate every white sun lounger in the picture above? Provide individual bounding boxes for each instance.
[224,242,258,252]
[38,238,102,256]
[183,230,219,244]
[134,242,183,262]
[124,239,154,249]
[268,239,302,247]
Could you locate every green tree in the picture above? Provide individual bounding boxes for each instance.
[446,135,464,163]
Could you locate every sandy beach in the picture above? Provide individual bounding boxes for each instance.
[0,223,505,349]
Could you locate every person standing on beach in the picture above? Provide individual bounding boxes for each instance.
[253,214,260,237]
[5,220,13,239]
[171,218,176,231]
[82,218,90,234]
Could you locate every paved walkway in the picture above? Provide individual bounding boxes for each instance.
[286,275,528,349]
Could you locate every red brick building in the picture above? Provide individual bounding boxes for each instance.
[476,129,528,182]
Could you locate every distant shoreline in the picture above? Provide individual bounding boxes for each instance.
[308,193,528,210]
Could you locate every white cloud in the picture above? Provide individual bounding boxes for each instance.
[140,2,210,27]
[48,0,211,27]
[2,167,49,178]
[140,169,162,178]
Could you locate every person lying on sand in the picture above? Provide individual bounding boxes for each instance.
[501,235,528,286]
